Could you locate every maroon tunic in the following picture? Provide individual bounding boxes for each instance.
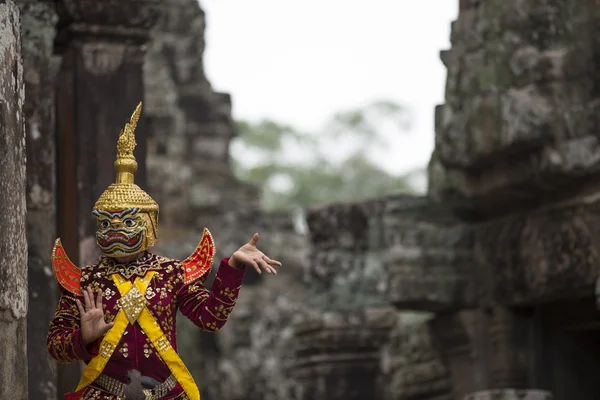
[47,252,246,399]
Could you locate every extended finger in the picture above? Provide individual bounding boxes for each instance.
[87,286,96,310]
[88,286,97,309]
[83,287,92,311]
[76,299,85,316]
[262,255,282,267]
[248,259,261,275]
[257,259,276,275]
[95,289,103,309]
[249,233,260,247]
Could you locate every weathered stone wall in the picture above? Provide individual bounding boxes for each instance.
[0,1,29,398]
[416,0,600,398]
[286,198,425,400]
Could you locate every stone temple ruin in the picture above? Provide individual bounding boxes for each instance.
[1,0,599,399]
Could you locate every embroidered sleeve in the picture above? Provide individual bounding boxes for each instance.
[46,287,99,363]
[177,258,246,332]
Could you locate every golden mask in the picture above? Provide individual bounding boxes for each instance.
[92,102,159,258]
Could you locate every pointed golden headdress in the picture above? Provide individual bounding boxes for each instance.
[93,102,159,214]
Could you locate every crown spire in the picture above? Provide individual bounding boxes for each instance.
[115,102,142,184]
[94,101,158,214]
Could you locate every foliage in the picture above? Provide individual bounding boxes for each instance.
[231,100,420,211]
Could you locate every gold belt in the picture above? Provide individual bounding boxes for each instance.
[95,373,178,399]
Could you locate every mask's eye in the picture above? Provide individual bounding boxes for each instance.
[99,220,110,229]
[124,218,135,228]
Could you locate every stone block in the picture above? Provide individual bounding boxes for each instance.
[382,196,475,312]
[290,308,397,400]
[306,201,375,252]
[475,197,600,305]
[436,79,600,170]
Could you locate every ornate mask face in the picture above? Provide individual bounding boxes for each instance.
[92,207,157,258]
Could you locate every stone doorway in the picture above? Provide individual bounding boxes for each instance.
[535,298,600,399]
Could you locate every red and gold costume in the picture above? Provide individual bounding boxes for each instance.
[47,103,246,400]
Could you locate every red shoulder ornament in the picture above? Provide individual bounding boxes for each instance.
[52,238,81,295]
[183,227,216,284]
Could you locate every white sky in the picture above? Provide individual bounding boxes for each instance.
[200,0,459,176]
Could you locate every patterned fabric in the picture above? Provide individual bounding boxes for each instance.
[47,253,246,399]
[95,373,177,397]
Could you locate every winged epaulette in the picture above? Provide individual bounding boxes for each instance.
[51,238,81,295]
[182,227,216,284]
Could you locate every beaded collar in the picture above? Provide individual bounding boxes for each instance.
[97,252,165,280]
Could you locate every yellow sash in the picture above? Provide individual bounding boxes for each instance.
[76,272,201,400]
[75,272,155,392]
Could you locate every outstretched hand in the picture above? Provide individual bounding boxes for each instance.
[76,286,114,345]
[229,233,282,275]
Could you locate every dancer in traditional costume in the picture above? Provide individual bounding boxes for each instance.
[47,103,281,400]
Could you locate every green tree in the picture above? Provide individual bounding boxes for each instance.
[231,100,421,211]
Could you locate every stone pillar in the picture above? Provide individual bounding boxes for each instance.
[0,1,28,398]
[487,307,532,389]
[382,314,452,400]
[430,312,484,398]
[287,200,398,399]
[13,0,60,398]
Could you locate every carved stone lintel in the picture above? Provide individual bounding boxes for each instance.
[463,389,553,400]
[54,0,160,46]
[58,0,159,30]
[80,41,124,74]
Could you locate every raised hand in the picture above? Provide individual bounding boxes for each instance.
[76,286,114,345]
[229,233,282,275]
